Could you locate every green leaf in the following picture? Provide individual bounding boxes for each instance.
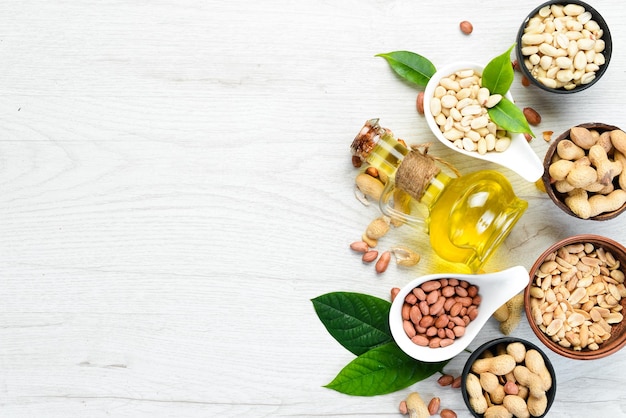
[376,51,436,87]
[311,292,392,356]
[324,342,448,396]
[482,44,516,96]
[487,97,534,136]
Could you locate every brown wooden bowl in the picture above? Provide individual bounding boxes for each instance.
[542,122,626,221]
[525,234,626,360]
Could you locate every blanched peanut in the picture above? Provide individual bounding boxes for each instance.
[521,4,606,90]
[430,69,511,154]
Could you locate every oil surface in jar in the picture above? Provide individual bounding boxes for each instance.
[427,170,527,271]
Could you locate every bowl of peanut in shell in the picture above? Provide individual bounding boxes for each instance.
[525,234,626,360]
[542,122,626,221]
[461,337,556,417]
[516,0,612,94]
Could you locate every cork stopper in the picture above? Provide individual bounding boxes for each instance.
[395,146,441,201]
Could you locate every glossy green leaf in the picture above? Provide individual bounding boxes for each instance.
[487,97,534,136]
[482,44,516,96]
[376,51,436,87]
[311,292,392,356]
[324,342,448,396]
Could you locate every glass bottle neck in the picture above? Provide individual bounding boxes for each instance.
[364,128,452,207]
[364,128,408,179]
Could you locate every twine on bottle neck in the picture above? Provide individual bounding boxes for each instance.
[395,143,461,201]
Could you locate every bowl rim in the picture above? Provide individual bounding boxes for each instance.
[524,234,626,360]
[542,122,626,221]
[515,0,613,94]
[460,336,557,418]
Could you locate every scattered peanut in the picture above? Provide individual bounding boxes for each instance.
[391,245,421,267]
[529,241,625,351]
[440,409,457,418]
[542,131,553,142]
[399,400,408,415]
[416,91,425,114]
[427,397,440,415]
[523,107,541,126]
[548,126,626,218]
[459,20,473,35]
[361,232,378,248]
[375,251,391,273]
[401,278,480,348]
[355,172,384,203]
[466,341,553,417]
[403,392,430,418]
[429,69,511,155]
[437,374,455,387]
[362,250,378,263]
[350,241,369,253]
[365,217,391,240]
[520,3,606,91]
[499,293,524,335]
[492,303,510,322]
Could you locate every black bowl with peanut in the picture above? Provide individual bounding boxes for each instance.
[516,0,612,94]
[461,337,556,418]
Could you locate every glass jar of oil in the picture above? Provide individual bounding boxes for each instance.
[351,119,527,272]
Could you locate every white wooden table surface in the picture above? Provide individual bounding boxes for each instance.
[2,1,626,417]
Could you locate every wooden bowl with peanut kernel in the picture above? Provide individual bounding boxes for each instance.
[525,234,626,360]
[542,122,626,221]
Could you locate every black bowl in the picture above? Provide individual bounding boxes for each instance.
[461,337,557,417]
[516,0,612,94]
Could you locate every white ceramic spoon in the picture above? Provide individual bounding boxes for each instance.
[389,265,529,362]
[423,62,544,183]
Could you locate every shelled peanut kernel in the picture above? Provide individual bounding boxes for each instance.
[430,69,510,154]
[520,3,606,90]
[529,242,626,351]
[401,278,480,348]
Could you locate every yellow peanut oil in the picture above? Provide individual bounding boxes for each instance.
[356,119,527,272]
[365,130,409,179]
[424,170,528,271]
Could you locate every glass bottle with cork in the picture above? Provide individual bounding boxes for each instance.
[351,118,527,272]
